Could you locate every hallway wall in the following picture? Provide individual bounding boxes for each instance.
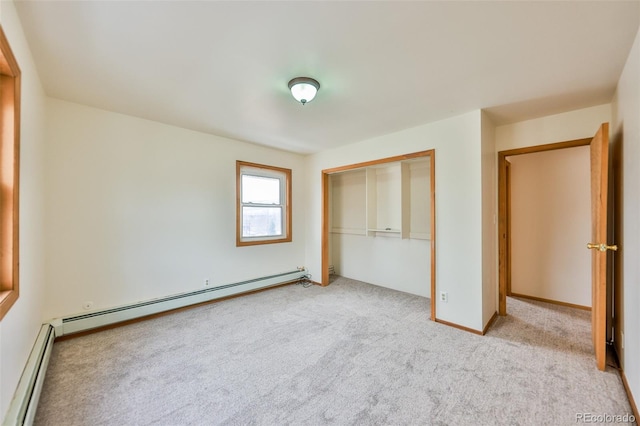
[508,146,591,307]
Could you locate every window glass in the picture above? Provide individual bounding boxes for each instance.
[236,161,292,246]
[242,206,283,237]
[241,175,280,204]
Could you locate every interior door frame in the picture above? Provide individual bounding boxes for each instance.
[321,150,436,320]
[498,137,591,315]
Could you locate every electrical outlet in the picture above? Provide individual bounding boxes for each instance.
[204,278,210,287]
[439,291,448,303]
[83,301,94,310]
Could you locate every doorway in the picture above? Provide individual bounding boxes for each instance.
[504,143,592,310]
[498,137,592,314]
[498,124,613,371]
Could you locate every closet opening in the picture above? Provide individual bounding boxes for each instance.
[321,150,436,320]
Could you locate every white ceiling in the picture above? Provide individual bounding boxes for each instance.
[14,1,640,154]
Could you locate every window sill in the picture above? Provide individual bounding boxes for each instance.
[237,237,292,247]
[0,289,19,321]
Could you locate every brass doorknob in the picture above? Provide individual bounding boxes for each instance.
[587,243,618,252]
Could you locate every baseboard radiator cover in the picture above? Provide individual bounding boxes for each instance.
[2,270,304,425]
[53,269,306,337]
[2,324,55,426]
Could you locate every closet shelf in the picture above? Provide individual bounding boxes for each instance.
[330,158,430,241]
[409,232,431,240]
[331,228,367,236]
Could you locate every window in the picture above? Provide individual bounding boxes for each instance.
[236,161,291,246]
[0,26,21,321]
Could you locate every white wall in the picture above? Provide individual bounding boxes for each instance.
[481,112,497,327]
[611,26,640,414]
[331,235,430,297]
[0,0,47,420]
[496,104,611,152]
[306,111,485,331]
[508,146,591,307]
[44,99,307,319]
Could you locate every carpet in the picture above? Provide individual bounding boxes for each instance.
[33,277,634,425]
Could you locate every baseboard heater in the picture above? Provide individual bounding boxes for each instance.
[3,324,55,426]
[52,269,306,337]
[3,269,306,425]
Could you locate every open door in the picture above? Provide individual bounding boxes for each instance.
[588,122,616,371]
[505,159,512,296]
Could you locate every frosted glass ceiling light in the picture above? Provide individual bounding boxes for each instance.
[288,77,320,105]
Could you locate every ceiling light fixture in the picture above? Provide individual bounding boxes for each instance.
[288,77,320,105]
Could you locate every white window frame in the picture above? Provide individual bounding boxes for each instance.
[236,161,292,246]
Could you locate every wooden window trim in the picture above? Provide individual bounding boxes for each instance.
[0,25,21,321]
[236,161,292,247]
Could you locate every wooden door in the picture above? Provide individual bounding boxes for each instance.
[506,160,512,296]
[588,122,615,371]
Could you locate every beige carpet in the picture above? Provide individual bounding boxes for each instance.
[34,277,634,425]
